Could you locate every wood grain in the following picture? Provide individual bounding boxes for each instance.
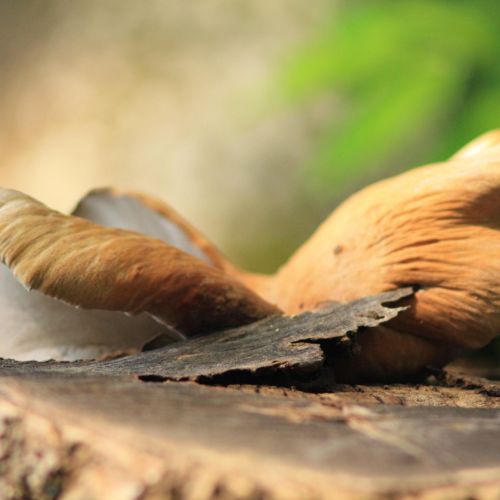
[0,371,498,499]
[0,287,498,499]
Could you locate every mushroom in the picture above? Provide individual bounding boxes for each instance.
[0,189,278,360]
[0,131,498,382]
[238,130,500,381]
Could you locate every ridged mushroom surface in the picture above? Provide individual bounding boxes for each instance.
[245,132,499,381]
[0,189,278,360]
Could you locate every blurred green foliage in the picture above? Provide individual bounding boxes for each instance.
[278,0,499,188]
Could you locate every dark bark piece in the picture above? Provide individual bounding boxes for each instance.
[0,372,498,499]
[0,288,412,387]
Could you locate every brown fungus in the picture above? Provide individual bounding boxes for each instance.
[0,189,278,353]
[0,131,498,382]
[240,131,500,381]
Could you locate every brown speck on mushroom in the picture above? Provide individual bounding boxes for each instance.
[333,245,344,255]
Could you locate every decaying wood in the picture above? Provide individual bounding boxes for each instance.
[0,289,412,388]
[0,285,497,499]
[0,287,497,498]
[0,368,498,499]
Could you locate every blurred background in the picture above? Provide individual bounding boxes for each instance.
[0,0,331,271]
[0,1,498,365]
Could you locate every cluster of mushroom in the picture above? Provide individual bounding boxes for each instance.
[0,131,498,382]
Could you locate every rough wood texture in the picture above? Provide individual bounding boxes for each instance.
[0,288,412,388]
[0,371,499,499]
[0,287,498,499]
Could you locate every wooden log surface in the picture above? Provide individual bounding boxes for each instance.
[0,371,499,499]
[0,288,498,499]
